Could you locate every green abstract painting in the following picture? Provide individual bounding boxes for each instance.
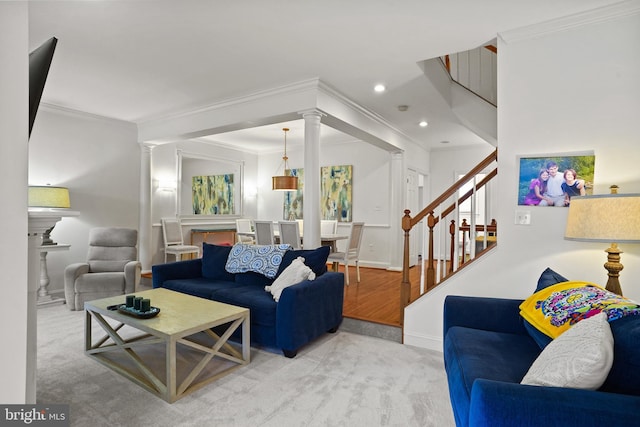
[321,165,352,222]
[192,174,235,215]
[283,168,304,220]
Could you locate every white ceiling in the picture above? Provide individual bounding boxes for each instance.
[28,0,622,152]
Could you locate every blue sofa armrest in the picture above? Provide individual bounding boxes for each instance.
[444,295,527,337]
[276,272,344,353]
[152,259,203,288]
[469,379,640,426]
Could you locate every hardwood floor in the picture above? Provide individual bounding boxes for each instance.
[338,264,422,327]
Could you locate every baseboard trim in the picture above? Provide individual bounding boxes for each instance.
[402,330,443,353]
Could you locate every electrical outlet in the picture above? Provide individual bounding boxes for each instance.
[515,210,531,225]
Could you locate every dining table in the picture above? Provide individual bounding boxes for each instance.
[236,230,348,252]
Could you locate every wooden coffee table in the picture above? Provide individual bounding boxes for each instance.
[84,288,250,403]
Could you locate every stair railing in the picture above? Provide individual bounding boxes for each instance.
[400,149,498,319]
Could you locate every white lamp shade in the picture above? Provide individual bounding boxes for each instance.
[28,186,70,208]
[565,194,640,243]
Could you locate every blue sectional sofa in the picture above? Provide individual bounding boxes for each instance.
[152,243,344,358]
[443,269,640,426]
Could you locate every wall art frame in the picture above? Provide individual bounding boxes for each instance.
[177,150,243,219]
[517,151,595,207]
[321,164,352,222]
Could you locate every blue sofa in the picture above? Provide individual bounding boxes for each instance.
[443,269,640,426]
[152,243,344,358]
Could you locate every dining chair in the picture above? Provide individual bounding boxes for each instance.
[161,217,200,262]
[235,218,255,244]
[254,220,275,245]
[278,221,302,250]
[327,222,365,285]
[321,219,338,235]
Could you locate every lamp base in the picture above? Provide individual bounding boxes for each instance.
[604,243,623,296]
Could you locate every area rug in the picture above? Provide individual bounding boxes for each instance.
[37,303,454,426]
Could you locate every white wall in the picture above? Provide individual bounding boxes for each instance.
[405,7,640,350]
[0,1,29,403]
[430,145,496,196]
[28,106,140,296]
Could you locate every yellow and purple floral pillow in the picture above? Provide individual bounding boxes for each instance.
[519,281,640,339]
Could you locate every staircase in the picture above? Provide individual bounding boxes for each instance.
[400,149,498,321]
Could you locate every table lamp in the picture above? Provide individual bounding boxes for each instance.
[28,185,71,245]
[564,192,640,295]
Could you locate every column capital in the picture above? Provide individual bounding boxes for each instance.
[139,141,157,153]
[299,109,326,120]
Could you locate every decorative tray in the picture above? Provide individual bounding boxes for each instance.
[117,304,160,319]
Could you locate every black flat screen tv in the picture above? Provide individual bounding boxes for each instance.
[29,37,57,138]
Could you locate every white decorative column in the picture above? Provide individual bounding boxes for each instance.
[139,143,154,273]
[388,152,405,271]
[26,210,78,403]
[302,110,324,249]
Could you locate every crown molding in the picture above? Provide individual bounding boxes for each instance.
[500,0,640,44]
[137,78,322,125]
[40,102,137,130]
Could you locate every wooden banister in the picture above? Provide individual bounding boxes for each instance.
[400,149,498,324]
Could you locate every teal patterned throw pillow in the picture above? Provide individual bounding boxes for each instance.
[225,244,290,278]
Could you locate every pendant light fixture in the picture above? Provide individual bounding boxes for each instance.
[272,127,299,191]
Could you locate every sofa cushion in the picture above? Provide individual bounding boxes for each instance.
[534,267,568,292]
[160,277,238,300]
[234,271,274,287]
[276,245,330,278]
[523,268,569,349]
[225,243,290,278]
[444,326,541,427]
[521,312,614,390]
[201,244,236,281]
[212,286,277,327]
[602,315,640,396]
[520,282,640,339]
[266,256,316,302]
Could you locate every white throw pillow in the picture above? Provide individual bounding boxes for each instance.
[521,312,613,390]
[265,257,316,302]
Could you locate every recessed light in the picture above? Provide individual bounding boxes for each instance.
[374,84,386,93]
[440,140,450,144]
[419,121,428,127]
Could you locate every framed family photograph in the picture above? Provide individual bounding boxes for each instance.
[517,151,595,207]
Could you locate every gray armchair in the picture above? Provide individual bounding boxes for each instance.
[64,227,141,310]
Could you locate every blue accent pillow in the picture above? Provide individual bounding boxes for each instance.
[201,244,236,281]
[225,244,290,279]
[276,245,330,278]
[524,267,569,349]
[535,267,569,292]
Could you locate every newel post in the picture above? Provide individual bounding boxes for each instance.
[400,209,413,324]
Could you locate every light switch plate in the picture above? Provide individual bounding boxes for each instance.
[515,210,531,225]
